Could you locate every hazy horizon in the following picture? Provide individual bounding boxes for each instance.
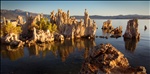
[1,1,150,16]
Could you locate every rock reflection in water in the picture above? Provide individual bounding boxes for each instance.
[102,29,112,37]
[124,37,140,52]
[1,45,24,61]
[75,39,96,59]
[1,39,96,62]
[58,39,96,61]
[27,39,96,62]
[28,42,52,57]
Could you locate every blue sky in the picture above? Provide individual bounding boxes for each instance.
[1,1,150,16]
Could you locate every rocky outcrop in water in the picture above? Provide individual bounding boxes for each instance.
[110,26,122,38]
[79,43,146,74]
[144,25,147,31]
[49,9,97,39]
[102,20,113,30]
[32,27,54,43]
[100,26,122,39]
[54,33,64,41]
[22,13,36,38]
[100,20,123,38]
[1,15,24,27]
[1,33,24,47]
[123,19,140,39]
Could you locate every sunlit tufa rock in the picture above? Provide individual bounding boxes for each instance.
[123,19,140,39]
[79,43,147,74]
[102,20,113,30]
[1,33,24,47]
[49,9,97,39]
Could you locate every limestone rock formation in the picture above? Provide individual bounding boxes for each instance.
[74,19,85,38]
[49,9,97,39]
[123,19,140,39]
[110,26,122,38]
[54,33,64,41]
[50,10,56,25]
[2,15,24,27]
[22,14,35,38]
[3,17,6,25]
[79,43,147,74]
[17,15,24,25]
[101,26,122,38]
[1,33,24,47]
[102,20,114,30]
[84,10,97,38]
[32,28,54,43]
[63,24,75,39]
[22,13,42,39]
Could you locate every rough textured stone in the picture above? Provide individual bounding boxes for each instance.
[110,26,122,38]
[49,9,97,39]
[102,20,114,30]
[123,19,140,39]
[17,15,24,25]
[79,43,147,74]
[1,33,24,47]
[54,33,64,41]
[33,29,54,43]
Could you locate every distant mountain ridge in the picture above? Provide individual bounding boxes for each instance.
[72,14,150,19]
[1,9,150,20]
[1,9,49,20]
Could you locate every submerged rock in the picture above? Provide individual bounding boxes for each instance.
[123,19,140,39]
[79,43,147,74]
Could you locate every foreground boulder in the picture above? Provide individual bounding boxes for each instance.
[79,43,146,74]
[123,19,140,39]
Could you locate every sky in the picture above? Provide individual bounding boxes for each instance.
[1,1,150,16]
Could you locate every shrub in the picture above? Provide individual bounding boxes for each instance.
[2,23,22,36]
[36,18,57,33]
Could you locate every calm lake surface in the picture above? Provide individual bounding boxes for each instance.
[1,19,150,74]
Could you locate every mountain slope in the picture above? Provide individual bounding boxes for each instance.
[1,9,49,20]
[1,9,150,20]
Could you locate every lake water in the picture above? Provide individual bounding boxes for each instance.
[1,19,150,74]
